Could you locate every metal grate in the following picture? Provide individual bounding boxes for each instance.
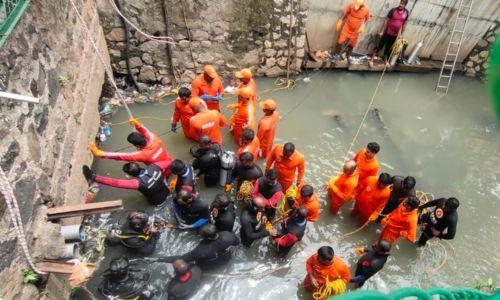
[0,0,31,47]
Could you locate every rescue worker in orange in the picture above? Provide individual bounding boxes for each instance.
[380,195,419,244]
[303,246,351,293]
[188,97,227,145]
[235,68,256,105]
[237,129,260,162]
[229,87,255,146]
[328,160,358,215]
[353,142,380,192]
[333,0,371,60]
[257,99,280,159]
[294,184,320,222]
[352,172,392,225]
[191,65,224,111]
[171,87,196,140]
[88,118,171,166]
[266,142,305,191]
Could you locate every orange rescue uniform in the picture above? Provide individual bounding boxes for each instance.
[338,2,371,47]
[265,144,305,191]
[231,97,255,146]
[191,74,224,111]
[303,254,351,292]
[238,79,257,105]
[353,149,379,191]
[189,110,227,145]
[327,171,359,215]
[295,185,320,222]
[353,176,390,224]
[380,205,418,244]
[257,111,280,159]
[172,97,196,139]
[237,136,260,162]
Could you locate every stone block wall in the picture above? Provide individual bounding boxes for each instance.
[463,23,498,78]
[97,0,308,84]
[0,0,107,298]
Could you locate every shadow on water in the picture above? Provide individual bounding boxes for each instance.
[86,71,500,299]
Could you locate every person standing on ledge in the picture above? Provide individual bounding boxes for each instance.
[257,99,280,159]
[191,64,224,111]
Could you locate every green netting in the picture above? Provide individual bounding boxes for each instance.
[488,33,500,120]
[0,0,30,47]
[329,287,498,299]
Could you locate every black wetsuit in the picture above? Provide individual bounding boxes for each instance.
[274,218,307,257]
[166,265,202,300]
[106,224,160,255]
[227,161,263,190]
[191,143,221,187]
[240,204,268,247]
[174,196,210,229]
[160,231,240,269]
[255,176,283,218]
[379,175,415,218]
[99,272,154,300]
[174,163,196,193]
[211,203,236,232]
[137,163,170,206]
[351,246,389,287]
[418,198,458,246]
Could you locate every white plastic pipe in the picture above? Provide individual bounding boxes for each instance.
[61,224,86,242]
[62,243,80,259]
[0,91,39,103]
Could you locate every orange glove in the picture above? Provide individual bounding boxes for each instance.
[129,118,140,127]
[88,143,104,157]
[381,217,388,226]
[225,184,232,193]
[358,23,366,34]
[368,212,378,222]
[355,247,365,255]
[168,178,177,190]
[227,103,238,110]
[400,231,408,239]
[335,19,343,32]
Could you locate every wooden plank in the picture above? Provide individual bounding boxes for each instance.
[47,200,123,220]
[36,261,96,274]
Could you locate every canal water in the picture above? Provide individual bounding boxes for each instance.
[86,70,500,299]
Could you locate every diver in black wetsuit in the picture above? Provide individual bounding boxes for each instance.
[158,224,240,269]
[240,196,269,247]
[190,134,221,187]
[270,206,308,258]
[377,175,416,221]
[210,193,236,232]
[173,188,210,230]
[350,239,391,288]
[105,211,162,255]
[169,159,196,193]
[226,152,263,191]
[418,197,459,246]
[98,257,154,300]
[166,259,202,300]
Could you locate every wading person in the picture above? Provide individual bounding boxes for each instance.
[257,99,280,159]
[350,239,391,288]
[294,184,320,222]
[333,0,371,61]
[303,246,351,294]
[229,87,255,146]
[210,193,236,232]
[270,206,308,258]
[380,196,419,244]
[191,64,224,111]
[105,211,162,255]
[190,135,221,187]
[236,128,260,162]
[82,161,170,206]
[173,188,210,230]
[188,97,227,145]
[369,0,409,68]
[168,159,195,193]
[353,173,392,225]
[240,196,270,247]
[378,175,416,221]
[158,224,240,269]
[266,142,305,191]
[171,87,197,140]
[235,68,257,105]
[89,118,172,165]
[251,168,284,219]
[327,160,358,215]
[353,142,380,191]
[226,152,263,192]
[166,259,202,300]
[417,197,459,246]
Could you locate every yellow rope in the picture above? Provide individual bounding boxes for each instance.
[276,185,298,218]
[337,220,370,241]
[312,278,347,300]
[235,181,254,203]
[109,116,171,126]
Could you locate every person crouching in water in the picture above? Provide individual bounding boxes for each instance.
[166,259,202,300]
[190,134,221,187]
[98,257,155,300]
[210,193,236,232]
[105,211,162,255]
[270,206,308,258]
[417,197,459,246]
[350,239,391,288]
[173,188,210,230]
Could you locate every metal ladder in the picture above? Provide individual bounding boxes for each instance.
[436,0,473,94]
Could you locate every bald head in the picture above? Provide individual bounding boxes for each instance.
[173,259,189,275]
[252,196,266,209]
[343,160,356,175]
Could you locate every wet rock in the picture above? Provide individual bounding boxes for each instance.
[192,30,209,41]
[265,66,284,77]
[477,39,488,48]
[243,50,260,66]
[198,52,214,64]
[265,57,276,68]
[160,76,172,85]
[180,70,196,83]
[129,57,143,69]
[264,49,276,57]
[47,69,60,108]
[465,61,474,67]
[469,54,479,63]
[201,41,212,48]
[106,27,126,42]
[34,105,49,134]
[1,140,20,172]
[296,48,305,58]
[139,40,161,52]
[264,40,272,48]
[142,53,153,65]
[474,65,481,72]
[479,50,488,58]
[108,48,121,59]
[27,124,41,163]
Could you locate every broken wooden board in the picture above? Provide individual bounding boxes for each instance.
[36,260,96,274]
[47,200,123,220]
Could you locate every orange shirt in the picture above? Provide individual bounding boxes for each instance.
[328,172,358,201]
[343,2,371,35]
[231,96,255,146]
[381,205,418,244]
[191,75,224,111]
[353,149,379,185]
[172,98,196,138]
[257,111,280,159]
[354,176,391,222]
[237,136,260,161]
[306,254,351,285]
[266,144,305,185]
[295,185,320,222]
[189,110,227,145]
[238,79,257,105]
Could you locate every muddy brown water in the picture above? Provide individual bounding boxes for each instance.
[86,70,500,299]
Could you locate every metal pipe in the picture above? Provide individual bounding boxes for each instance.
[0,91,39,103]
[60,224,86,242]
[62,243,80,259]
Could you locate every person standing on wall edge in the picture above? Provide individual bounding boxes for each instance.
[369,0,409,68]
[191,65,224,111]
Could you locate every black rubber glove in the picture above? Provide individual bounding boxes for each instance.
[82,165,96,183]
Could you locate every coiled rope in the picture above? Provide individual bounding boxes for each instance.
[235,181,254,203]
[312,278,347,300]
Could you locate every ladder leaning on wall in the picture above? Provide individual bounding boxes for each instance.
[436,0,474,94]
